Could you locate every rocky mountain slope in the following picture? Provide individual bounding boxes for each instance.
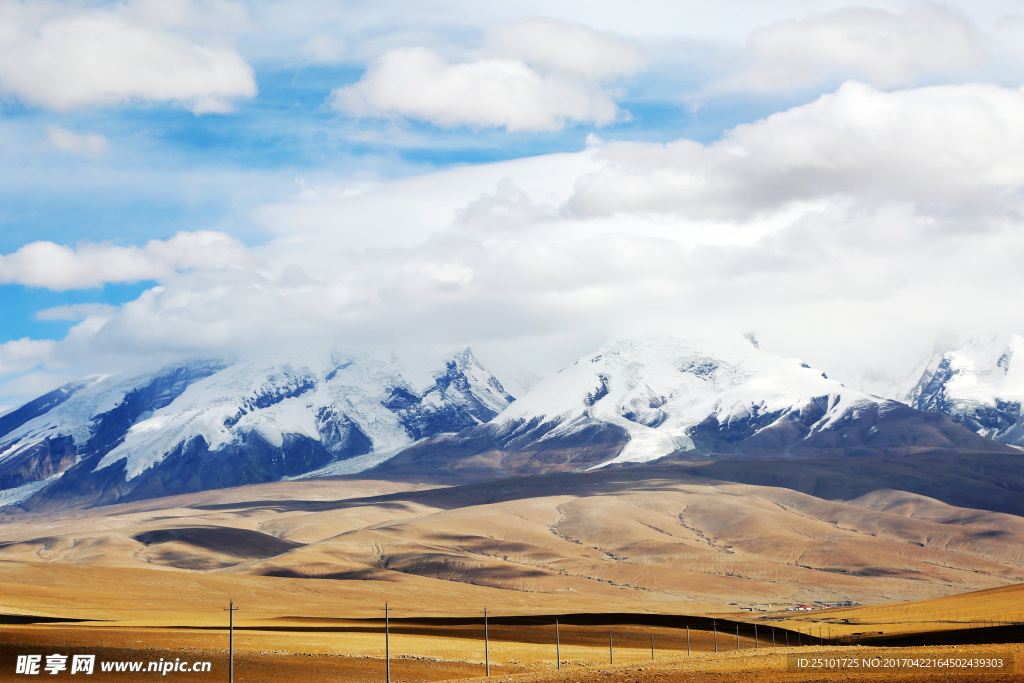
[377,335,1011,479]
[904,334,1024,446]
[0,348,533,510]
[3,334,1017,510]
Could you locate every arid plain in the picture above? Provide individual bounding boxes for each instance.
[2,462,1023,681]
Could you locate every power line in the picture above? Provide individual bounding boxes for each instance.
[382,603,390,683]
[223,601,238,683]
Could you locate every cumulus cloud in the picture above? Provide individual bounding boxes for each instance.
[330,18,643,131]
[713,4,986,94]
[10,78,1024,388]
[453,177,557,233]
[330,46,621,131]
[487,17,645,81]
[47,125,109,158]
[0,338,56,375]
[569,81,1024,221]
[0,231,253,291]
[0,2,256,112]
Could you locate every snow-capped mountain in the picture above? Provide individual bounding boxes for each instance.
[0,348,535,509]
[0,361,224,505]
[377,335,1008,478]
[905,334,1024,446]
[3,334,1012,509]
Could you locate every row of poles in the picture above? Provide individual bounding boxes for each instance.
[378,606,837,683]
[221,602,850,683]
[223,602,1022,683]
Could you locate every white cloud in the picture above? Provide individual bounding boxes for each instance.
[713,4,987,93]
[453,177,557,233]
[0,231,253,291]
[487,17,645,80]
[0,338,56,375]
[47,125,109,158]
[0,2,256,112]
[330,46,621,131]
[569,81,1024,220]
[35,303,119,321]
[124,0,251,31]
[329,18,642,132]
[9,78,1024,387]
[302,34,345,64]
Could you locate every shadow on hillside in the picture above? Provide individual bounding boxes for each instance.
[188,449,1024,517]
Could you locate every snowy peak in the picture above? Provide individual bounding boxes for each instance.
[0,360,226,503]
[1,346,529,509]
[3,335,1013,509]
[0,360,225,450]
[0,375,104,441]
[375,334,1007,482]
[499,334,884,465]
[907,334,1024,445]
[381,348,515,439]
[90,345,522,481]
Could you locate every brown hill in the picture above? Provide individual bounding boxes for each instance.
[673,449,1024,516]
[1,463,1022,609]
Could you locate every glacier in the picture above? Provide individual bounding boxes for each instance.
[0,346,536,508]
[375,333,1008,481]
[905,333,1024,446]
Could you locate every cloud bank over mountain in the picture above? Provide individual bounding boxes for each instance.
[8,78,1024,385]
[3,0,1024,405]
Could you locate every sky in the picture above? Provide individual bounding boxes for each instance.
[3,0,1024,408]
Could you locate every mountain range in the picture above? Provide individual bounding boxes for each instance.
[1,333,1021,510]
[906,333,1024,445]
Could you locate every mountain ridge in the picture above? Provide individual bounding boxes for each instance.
[2,334,1019,510]
[901,333,1024,447]
[375,335,1012,480]
[0,347,532,510]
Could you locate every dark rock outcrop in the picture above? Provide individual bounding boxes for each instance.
[382,356,514,439]
[370,415,629,483]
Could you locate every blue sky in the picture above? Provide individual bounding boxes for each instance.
[0,28,797,344]
[3,0,1024,406]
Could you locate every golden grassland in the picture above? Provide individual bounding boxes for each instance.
[2,473,1023,611]
[756,582,1024,639]
[0,556,1020,681]
[2,473,1023,681]
[0,559,732,625]
[1,624,1020,683]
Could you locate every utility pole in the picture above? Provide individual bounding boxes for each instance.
[383,603,390,683]
[772,625,775,647]
[223,601,238,683]
[686,625,690,656]
[650,634,654,660]
[484,607,490,677]
[713,621,718,653]
[754,624,758,648]
[608,629,613,664]
[555,620,560,671]
[735,625,739,651]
